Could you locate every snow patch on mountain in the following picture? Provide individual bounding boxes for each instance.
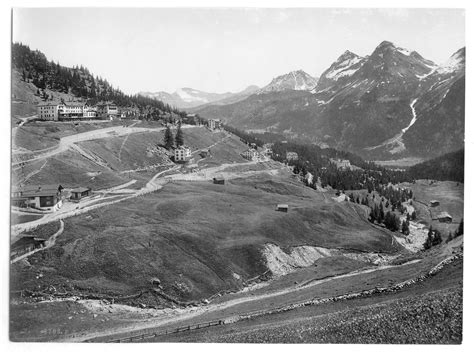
[259,70,317,93]
[436,49,465,74]
[175,88,208,103]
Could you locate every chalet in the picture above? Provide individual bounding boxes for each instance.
[70,187,92,201]
[286,152,299,161]
[174,146,192,162]
[213,176,225,185]
[97,102,118,120]
[11,184,62,209]
[59,102,85,119]
[430,200,440,207]
[241,148,258,160]
[436,212,452,223]
[81,105,98,119]
[208,119,222,131]
[262,143,273,156]
[276,204,289,212]
[199,150,210,158]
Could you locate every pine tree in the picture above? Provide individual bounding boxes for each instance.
[175,122,184,147]
[402,220,410,235]
[432,230,442,246]
[424,226,433,250]
[456,219,463,236]
[163,125,174,150]
[446,232,453,243]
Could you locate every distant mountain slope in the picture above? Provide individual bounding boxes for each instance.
[196,41,464,161]
[258,70,318,93]
[139,85,259,109]
[11,42,185,118]
[408,149,464,183]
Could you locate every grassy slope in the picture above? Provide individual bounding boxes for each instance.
[399,180,463,238]
[11,172,399,307]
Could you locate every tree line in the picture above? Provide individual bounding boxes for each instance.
[12,42,187,118]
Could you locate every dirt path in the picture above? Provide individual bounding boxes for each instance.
[13,124,196,166]
[66,258,424,342]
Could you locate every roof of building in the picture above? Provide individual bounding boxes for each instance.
[37,101,61,107]
[430,200,440,203]
[175,145,191,151]
[437,212,452,219]
[214,176,225,181]
[70,187,91,193]
[277,204,289,208]
[12,184,59,198]
[64,101,86,107]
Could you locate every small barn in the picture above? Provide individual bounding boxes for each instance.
[436,212,452,223]
[430,200,440,207]
[213,176,225,185]
[199,150,209,158]
[276,204,289,212]
[70,187,92,201]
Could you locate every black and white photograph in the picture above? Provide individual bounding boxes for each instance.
[4,1,470,347]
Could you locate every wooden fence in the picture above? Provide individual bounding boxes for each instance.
[104,320,225,343]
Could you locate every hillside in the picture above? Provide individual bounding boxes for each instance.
[195,41,465,161]
[408,149,464,183]
[11,42,186,121]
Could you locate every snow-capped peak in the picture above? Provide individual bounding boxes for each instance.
[259,70,317,93]
[176,88,208,103]
[321,51,365,81]
[436,47,465,74]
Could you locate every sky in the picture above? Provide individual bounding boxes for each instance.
[12,8,465,95]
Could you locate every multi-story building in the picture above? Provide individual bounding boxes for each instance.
[37,102,60,120]
[97,102,118,120]
[38,102,101,120]
[82,106,98,118]
[286,152,299,161]
[59,102,85,119]
[174,146,192,162]
[208,118,222,131]
[242,148,259,160]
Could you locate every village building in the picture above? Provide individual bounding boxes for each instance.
[11,184,63,209]
[37,102,60,120]
[82,106,98,119]
[286,151,299,161]
[174,145,192,162]
[69,187,92,201]
[436,212,452,223]
[241,148,259,160]
[97,102,119,120]
[430,200,440,207]
[59,102,85,119]
[208,118,222,131]
[213,176,225,185]
[199,150,210,158]
[276,204,289,212]
[262,143,273,156]
[330,158,352,170]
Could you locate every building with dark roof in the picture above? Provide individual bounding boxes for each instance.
[11,184,62,209]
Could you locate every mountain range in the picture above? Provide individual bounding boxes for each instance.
[193,41,465,160]
[138,85,260,109]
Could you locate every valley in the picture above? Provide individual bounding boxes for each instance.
[10,116,464,343]
[9,32,464,344]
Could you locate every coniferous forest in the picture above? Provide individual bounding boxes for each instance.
[12,42,187,118]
